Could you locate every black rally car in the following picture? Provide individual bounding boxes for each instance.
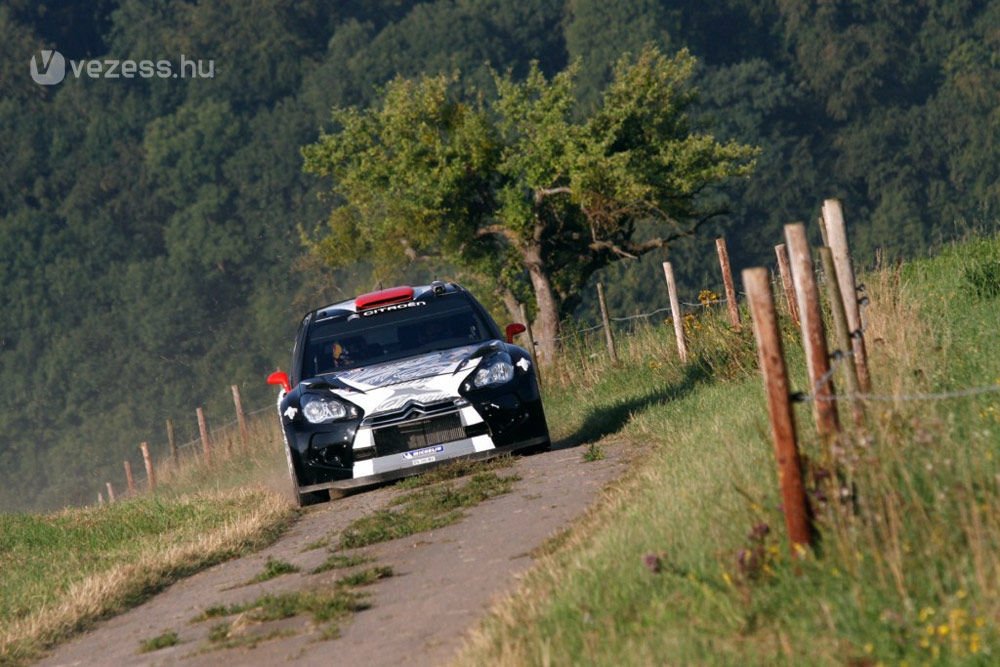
[267,282,550,505]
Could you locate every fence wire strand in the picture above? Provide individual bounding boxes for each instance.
[809,383,1000,404]
[543,297,735,343]
[798,344,1000,404]
[171,404,275,453]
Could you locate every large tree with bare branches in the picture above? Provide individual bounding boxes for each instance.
[302,45,757,363]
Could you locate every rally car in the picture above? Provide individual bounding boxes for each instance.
[267,282,550,506]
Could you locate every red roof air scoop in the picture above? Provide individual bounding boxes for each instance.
[355,286,415,310]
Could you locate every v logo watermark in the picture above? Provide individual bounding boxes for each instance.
[30,49,66,85]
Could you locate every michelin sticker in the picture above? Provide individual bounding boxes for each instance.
[402,445,445,460]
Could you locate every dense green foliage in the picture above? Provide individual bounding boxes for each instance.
[1,0,996,510]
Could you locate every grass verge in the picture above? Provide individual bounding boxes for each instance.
[458,235,1000,665]
[394,454,516,490]
[246,557,300,584]
[340,471,520,549]
[312,553,374,575]
[138,630,179,653]
[194,565,393,647]
[0,487,294,666]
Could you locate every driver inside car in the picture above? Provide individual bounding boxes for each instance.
[331,340,359,368]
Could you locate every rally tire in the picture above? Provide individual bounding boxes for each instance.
[284,442,329,507]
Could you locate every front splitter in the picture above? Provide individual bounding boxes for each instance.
[296,437,548,495]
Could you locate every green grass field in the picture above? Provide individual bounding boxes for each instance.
[0,436,294,665]
[459,235,1000,665]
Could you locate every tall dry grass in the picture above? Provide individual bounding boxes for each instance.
[0,489,294,666]
[1,405,297,666]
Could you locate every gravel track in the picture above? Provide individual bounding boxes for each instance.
[38,441,629,666]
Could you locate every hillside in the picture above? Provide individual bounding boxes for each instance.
[1,1,998,511]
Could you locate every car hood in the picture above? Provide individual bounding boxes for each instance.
[329,342,496,393]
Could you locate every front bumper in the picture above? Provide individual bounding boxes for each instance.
[281,373,547,489]
[296,436,549,495]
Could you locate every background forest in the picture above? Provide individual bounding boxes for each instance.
[1,0,997,511]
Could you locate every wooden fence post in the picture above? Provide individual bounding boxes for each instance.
[197,406,212,464]
[819,247,865,428]
[106,481,116,503]
[822,199,872,393]
[743,267,812,553]
[166,418,178,466]
[715,238,741,330]
[662,262,688,363]
[140,441,156,491]
[596,282,618,364]
[817,216,829,247]
[785,223,841,448]
[98,492,105,506]
[774,244,800,327]
[124,460,136,495]
[518,303,542,388]
[232,384,249,449]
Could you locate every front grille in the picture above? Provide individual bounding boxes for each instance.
[373,413,466,456]
[367,400,457,427]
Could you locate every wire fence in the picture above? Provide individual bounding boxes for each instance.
[104,234,994,509]
[173,403,275,453]
[544,295,740,343]
[796,345,1000,405]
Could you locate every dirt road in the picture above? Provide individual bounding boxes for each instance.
[38,442,629,666]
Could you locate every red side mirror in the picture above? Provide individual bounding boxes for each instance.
[267,370,291,393]
[505,323,526,343]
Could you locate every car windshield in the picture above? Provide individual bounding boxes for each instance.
[302,296,494,378]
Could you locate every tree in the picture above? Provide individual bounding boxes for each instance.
[303,45,756,362]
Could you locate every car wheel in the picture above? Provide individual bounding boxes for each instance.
[298,488,331,507]
[522,435,552,455]
[284,442,329,507]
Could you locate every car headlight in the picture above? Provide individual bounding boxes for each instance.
[473,359,514,388]
[301,394,350,423]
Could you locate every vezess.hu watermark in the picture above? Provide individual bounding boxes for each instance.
[30,49,215,86]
